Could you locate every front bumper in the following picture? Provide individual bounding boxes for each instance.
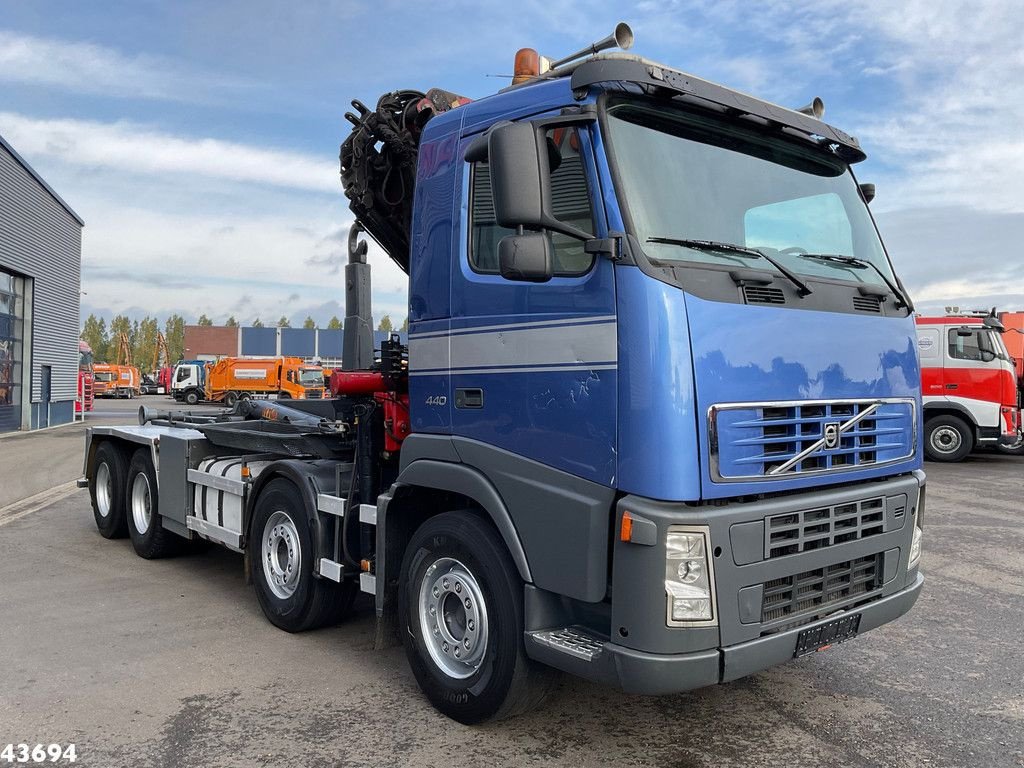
[527,571,923,694]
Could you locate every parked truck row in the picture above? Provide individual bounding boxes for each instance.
[79,24,926,723]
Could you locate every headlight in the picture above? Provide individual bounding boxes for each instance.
[908,526,923,570]
[665,528,716,625]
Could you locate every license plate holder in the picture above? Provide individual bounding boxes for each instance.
[794,614,861,657]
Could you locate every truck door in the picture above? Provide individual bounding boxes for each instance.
[445,122,617,485]
[945,325,1000,428]
[917,327,943,400]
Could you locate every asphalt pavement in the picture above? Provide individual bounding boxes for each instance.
[1,449,1022,767]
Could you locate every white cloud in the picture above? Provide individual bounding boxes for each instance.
[0,112,338,194]
[0,29,246,101]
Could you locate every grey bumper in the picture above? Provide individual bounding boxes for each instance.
[526,571,923,695]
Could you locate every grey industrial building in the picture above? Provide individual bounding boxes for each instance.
[0,133,84,432]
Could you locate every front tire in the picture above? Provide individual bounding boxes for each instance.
[126,448,180,558]
[90,442,129,539]
[398,511,554,724]
[184,389,199,406]
[925,414,974,462]
[251,479,357,632]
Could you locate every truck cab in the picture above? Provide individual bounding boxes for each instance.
[916,314,1020,460]
[171,360,207,405]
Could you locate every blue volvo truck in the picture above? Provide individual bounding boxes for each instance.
[79,25,924,723]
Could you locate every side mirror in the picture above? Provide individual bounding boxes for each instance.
[487,120,594,240]
[498,232,553,282]
[859,182,876,204]
[488,122,548,229]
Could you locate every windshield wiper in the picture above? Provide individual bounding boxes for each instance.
[798,253,911,309]
[647,237,812,296]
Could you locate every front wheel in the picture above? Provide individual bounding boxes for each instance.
[398,511,554,724]
[184,389,199,406]
[925,414,974,462]
[250,478,357,632]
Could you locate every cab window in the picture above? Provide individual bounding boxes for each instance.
[948,328,994,361]
[469,125,594,277]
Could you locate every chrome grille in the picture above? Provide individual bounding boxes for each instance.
[709,398,916,481]
[761,555,881,627]
[765,497,885,558]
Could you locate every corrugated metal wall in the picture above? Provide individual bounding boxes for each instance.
[0,141,83,419]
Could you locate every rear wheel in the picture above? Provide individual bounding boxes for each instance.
[998,436,1024,456]
[251,478,357,632]
[90,442,129,539]
[399,511,554,723]
[925,414,973,462]
[223,391,238,408]
[126,448,180,558]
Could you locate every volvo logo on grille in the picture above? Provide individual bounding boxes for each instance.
[823,422,841,449]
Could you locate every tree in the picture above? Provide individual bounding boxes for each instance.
[108,315,134,362]
[327,316,342,330]
[400,316,409,332]
[252,317,264,328]
[377,315,393,333]
[134,316,160,369]
[277,316,291,328]
[81,314,108,362]
[197,314,213,326]
[302,316,316,329]
[225,316,239,327]
[164,314,186,363]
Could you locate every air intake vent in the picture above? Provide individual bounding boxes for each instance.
[853,295,881,313]
[743,285,785,305]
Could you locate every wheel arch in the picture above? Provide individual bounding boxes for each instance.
[923,402,980,432]
[390,460,532,583]
[244,460,334,577]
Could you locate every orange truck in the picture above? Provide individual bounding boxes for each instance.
[205,357,325,406]
[92,363,141,398]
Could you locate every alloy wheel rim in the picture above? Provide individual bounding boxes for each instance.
[95,462,113,518]
[931,426,961,454]
[131,471,152,534]
[262,511,301,600]
[417,557,489,680]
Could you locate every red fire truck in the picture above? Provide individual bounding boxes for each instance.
[916,312,1020,461]
[76,340,94,414]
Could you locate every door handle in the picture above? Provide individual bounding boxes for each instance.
[945,383,958,389]
[455,388,484,409]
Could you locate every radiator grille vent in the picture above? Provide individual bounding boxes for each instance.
[743,285,786,305]
[761,555,882,628]
[766,497,885,558]
[853,295,882,312]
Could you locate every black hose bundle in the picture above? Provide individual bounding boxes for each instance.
[339,88,470,273]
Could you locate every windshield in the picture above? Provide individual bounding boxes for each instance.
[605,100,894,282]
[79,350,94,370]
[300,368,323,387]
[94,372,115,382]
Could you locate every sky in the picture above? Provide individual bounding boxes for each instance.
[1,0,1021,327]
